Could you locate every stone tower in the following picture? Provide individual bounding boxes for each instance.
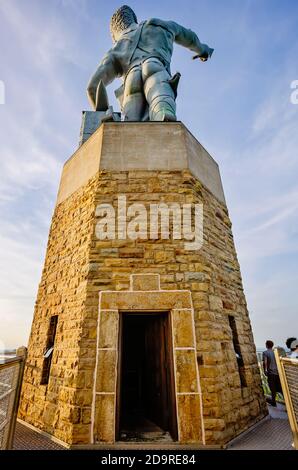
[19,122,267,447]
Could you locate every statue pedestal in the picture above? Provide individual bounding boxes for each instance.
[79,110,121,147]
[19,122,267,447]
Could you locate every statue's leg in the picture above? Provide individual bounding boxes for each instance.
[122,66,147,121]
[142,59,176,121]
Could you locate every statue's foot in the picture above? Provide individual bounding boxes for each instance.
[150,101,177,122]
[152,110,177,122]
[162,112,177,122]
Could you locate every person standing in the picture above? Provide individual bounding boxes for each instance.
[262,340,282,407]
[289,339,298,358]
[286,337,298,357]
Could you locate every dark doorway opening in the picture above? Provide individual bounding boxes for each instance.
[117,312,178,442]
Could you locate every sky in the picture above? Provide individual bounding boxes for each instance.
[0,0,297,350]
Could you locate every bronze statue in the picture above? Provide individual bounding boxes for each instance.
[87,5,213,121]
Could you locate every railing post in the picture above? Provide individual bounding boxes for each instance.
[6,347,27,450]
[274,349,298,450]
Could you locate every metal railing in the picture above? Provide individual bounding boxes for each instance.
[275,350,298,450]
[0,348,26,450]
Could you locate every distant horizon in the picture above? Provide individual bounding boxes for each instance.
[0,0,297,349]
[0,344,292,354]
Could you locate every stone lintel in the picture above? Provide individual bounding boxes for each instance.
[100,290,192,311]
[57,122,226,206]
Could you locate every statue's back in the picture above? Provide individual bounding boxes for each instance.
[131,19,174,67]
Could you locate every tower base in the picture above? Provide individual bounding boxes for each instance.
[19,122,267,446]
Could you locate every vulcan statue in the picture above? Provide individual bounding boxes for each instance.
[87,5,213,122]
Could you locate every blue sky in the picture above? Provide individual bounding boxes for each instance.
[0,0,297,350]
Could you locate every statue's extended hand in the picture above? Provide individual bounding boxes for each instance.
[192,47,214,62]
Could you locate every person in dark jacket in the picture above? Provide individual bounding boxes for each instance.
[286,338,298,358]
[263,340,282,407]
[286,337,297,356]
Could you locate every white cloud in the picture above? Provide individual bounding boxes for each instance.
[0,297,35,349]
[0,0,85,71]
[0,228,47,348]
[0,1,71,347]
[0,143,60,196]
[224,72,298,347]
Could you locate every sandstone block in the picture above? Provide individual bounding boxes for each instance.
[172,309,194,348]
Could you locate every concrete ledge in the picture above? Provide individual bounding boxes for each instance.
[56,122,226,206]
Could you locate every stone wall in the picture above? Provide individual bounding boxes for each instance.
[19,166,267,446]
[18,175,99,444]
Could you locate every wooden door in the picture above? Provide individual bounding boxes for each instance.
[143,313,177,439]
[117,312,178,440]
[144,314,167,429]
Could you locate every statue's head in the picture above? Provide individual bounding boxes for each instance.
[110,5,138,43]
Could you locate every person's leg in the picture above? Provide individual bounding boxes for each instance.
[142,59,176,121]
[122,66,147,121]
[267,373,277,406]
[276,375,283,396]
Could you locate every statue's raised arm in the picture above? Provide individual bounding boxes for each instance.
[166,20,214,61]
[87,5,214,121]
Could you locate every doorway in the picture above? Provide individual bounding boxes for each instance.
[116,312,178,442]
